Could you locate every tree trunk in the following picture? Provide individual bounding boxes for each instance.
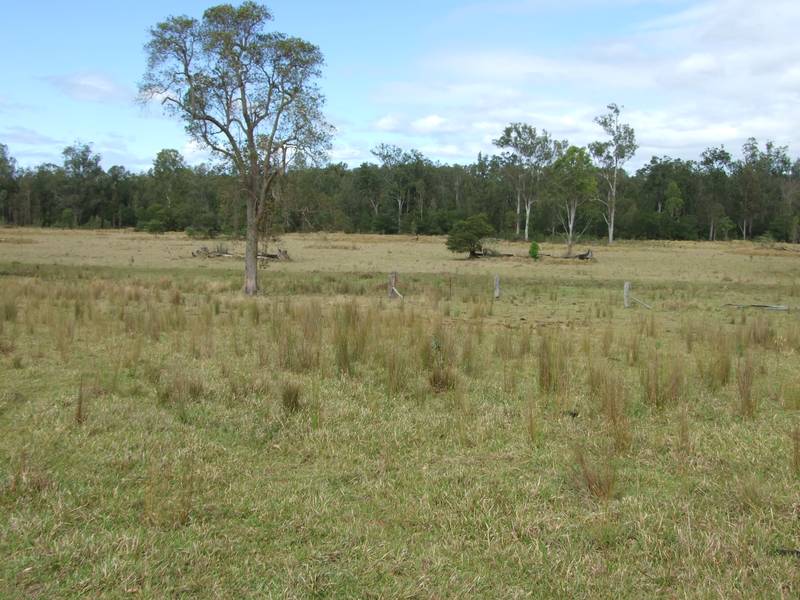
[397,196,403,232]
[566,201,576,256]
[607,211,615,245]
[244,198,258,295]
[608,170,617,245]
[524,201,532,242]
[515,190,521,237]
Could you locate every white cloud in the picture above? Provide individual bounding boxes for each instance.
[411,114,445,133]
[181,140,213,165]
[1,126,63,146]
[329,143,364,163]
[44,72,133,103]
[373,114,402,132]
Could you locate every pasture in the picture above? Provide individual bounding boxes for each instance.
[1,228,800,598]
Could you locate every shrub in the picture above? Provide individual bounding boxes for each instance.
[529,241,540,261]
[143,219,166,234]
[445,214,495,257]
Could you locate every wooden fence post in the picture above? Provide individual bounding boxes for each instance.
[388,272,402,299]
[494,274,501,300]
[624,281,631,309]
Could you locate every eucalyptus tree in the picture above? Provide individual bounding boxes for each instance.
[62,143,105,227]
[494,123,565,241]
[0,144,17,224]
[552,146,597,255]
[589,103,637,244]
[733,139,791,240]
[699,147,732,240]
[370,144,429,232]
[371,143,405,232]
[140,1,331,294]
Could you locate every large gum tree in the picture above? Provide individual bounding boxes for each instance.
[140,2,331,294]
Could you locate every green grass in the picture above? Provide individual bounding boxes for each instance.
[2,233,800,597]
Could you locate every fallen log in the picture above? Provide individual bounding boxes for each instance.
[722,303,789,311]
[193,246,291,261]
[548,249,595,260]
[192,246,234,258]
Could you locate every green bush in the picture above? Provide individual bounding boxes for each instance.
[446,214,495,257]
[143,219,166,234]
[529,241,540,261]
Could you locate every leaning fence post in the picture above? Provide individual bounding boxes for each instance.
[624,281,631,309]
[388,272,402,299]
[494,274,501,300]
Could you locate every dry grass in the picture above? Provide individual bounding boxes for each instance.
[2,231,800,597]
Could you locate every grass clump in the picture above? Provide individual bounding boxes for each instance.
[737,353,756,418]
[573,445,617,501]
[640,351,685,409]
[281,380,303,414]
[538,329,570,399]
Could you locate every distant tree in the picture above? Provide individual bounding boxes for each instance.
[140,1,331,294]
[664,181,684,219]
[699,147,732,240]
[0,144,18,223]
[62,143,106,226]
[732,138,790,240]
[552,146,597,255]
[371,144,413,232]
[446,213,495,257]
[494,123,565,241]
[353,162,383,223]
[589,103,637,244]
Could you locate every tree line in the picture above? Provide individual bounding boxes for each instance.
[2,130,797,243]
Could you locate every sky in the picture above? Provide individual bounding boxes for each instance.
[1,0,798,173]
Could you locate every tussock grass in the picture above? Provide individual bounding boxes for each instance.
[737,353,757,418]
[573,445,617,501]
[588,362,631,453]
[696,336,733,391]
[281,380,303,414]
[538,328,570,399]
[640,351,685,409]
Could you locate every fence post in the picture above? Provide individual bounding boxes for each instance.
[388,272,401,299]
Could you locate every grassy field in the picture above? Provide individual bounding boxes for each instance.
[2,228,800,598]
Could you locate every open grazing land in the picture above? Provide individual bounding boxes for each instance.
[2,228,800,598]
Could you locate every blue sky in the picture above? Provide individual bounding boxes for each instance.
[1,0,798,172]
